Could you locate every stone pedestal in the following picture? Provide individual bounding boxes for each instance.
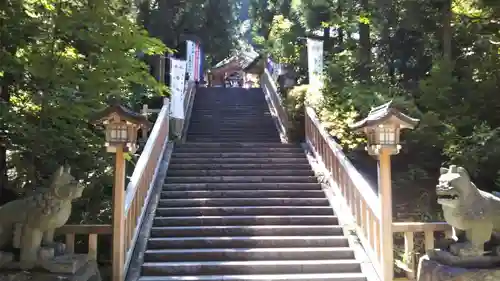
[0,260,101,281]
[170,117,183,139]
[0,252,101,281]
[418,254,500,281]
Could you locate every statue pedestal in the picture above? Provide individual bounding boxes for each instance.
[0,260,101,281]
[0,252,101,281]
[417,251,500,281]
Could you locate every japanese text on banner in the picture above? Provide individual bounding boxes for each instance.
[169,58,187,119]
[306,38,324,88]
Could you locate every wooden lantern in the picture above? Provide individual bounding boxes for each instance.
[349,101,419,156]
[91,104,151,153]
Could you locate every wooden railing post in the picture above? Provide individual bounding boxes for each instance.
[378,148,393,281]
[112,144,126,281]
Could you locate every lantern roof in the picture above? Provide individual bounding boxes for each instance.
[349,101,420,132]
[91,103,151,128]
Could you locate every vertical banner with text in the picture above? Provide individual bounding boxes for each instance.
[193,42,200,81]
[198,45,204,82]
[306,38,324,87]
[186,40,203,81]
[186,40,196,81]
[169,58,187,119]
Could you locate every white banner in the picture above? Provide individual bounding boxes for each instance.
[193,42,201,81]
[169,58,187,119]
[307,38,324,87]
[186,40,196,81]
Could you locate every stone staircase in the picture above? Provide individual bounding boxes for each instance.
[138,88,367,281]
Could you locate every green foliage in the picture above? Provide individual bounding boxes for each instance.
[284,85,309,141]
[0,0,167,223]
[252,0,500,222]
[146,0,239,64]
[0,0,241,223]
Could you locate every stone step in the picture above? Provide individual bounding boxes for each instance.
[149,225,343,238]
[138,272,367,281]
[168,158,309,164]
[190,113,272,117]
[167,169,314,177]
[162,183,323,191]
[185,129,278,134]
[165,176,317,184]
[185,134,278,138]
[171,153,305,158]
[188,122,277,126]
[153,215,338,226]
[189,118,274,122]
[187,134,280,139]
[187,125,277,130]
[141,259,361,276]
[143,247,354,262]
[190,111,272,114]
[168,163,311,170]
[192,107,270,109]
[189,118,274,123]
[189,129,278,133]
[175,143,297,148]
[186,138,281,142]
[160,190,324,198]
[158,198,328,207]
[189,118,273,121]
[192,105,270,108]
[189,117,273,121]
[188,122,275,126]
[155,206,333,217]
[147,236,349,249]
[174,145,301,151]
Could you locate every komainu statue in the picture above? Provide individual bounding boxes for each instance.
[436,165,500,258]
[0,165,85,270]
[417,165,500,281]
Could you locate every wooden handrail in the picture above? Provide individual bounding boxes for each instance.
[305,107,381,216]
[392,222,452,280]
[305,106,384,278]
[57,224,112,261]
[392,222,451,233]
[258,72,456,280]
[122,97,171,276]
[181,81,196,141]
[260,69,289,142]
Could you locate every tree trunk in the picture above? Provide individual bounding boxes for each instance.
[358,0,371,82]
[379,0,395,84]
[337,0,344,45]
[323,27,331,54]
[0,75,17,205]
[442,0,452,62]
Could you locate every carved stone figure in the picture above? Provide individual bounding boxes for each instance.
[436,165,500,258]
[0,165,85,270]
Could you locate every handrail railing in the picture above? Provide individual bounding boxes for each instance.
[181,81,196,142]
[392,222,452,280]
[260,74,454,280]
[57,224,112,261]
[260,68,289,142]
[122,97,170,276]
[305,106,384,277]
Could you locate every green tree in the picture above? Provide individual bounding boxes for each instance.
[0,0,166,222]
